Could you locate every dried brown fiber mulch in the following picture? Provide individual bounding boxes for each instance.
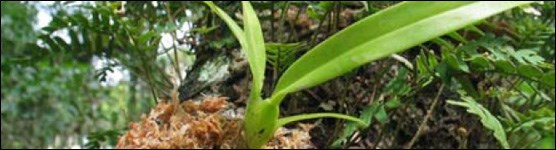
[116,96,315,149]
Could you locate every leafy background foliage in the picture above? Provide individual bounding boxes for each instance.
[1,1,554,149]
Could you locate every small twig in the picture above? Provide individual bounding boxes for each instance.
[172,3,185,19]
[304,89,323,101]
[327,7,333,37]
[164,2,183,84]
[287,6,302,42]
[151,88,158,104]
[334,2,340,33]
[270,1,275,42]
[391,54,414,71]
[309,7,329,45]
[404,83,445,149]
[277,2,289,43]
[371,125,385,149]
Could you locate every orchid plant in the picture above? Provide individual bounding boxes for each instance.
[204,1,532,148]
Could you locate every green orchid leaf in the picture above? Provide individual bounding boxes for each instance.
[242,1,267,98]
[277,113,366,128]
[204,1,266,99]
[272,1,532,103]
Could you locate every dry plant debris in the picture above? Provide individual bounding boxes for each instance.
[116,96,315,149]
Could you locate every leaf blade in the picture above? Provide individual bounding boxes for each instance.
[242,1,267,98]
[205,1,267,98]
[272,1,532,101]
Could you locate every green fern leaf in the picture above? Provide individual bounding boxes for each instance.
[448,96,510,149]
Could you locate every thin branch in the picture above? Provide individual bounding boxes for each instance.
[277,2,290,43]
[334,1,340,33]
[164,2,183,84]
[404,83,445,149]
[310,9,331,46]
[287,6,302,42]
[270,1,275,42]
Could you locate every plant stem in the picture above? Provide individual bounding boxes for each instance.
[404,83,445,149]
